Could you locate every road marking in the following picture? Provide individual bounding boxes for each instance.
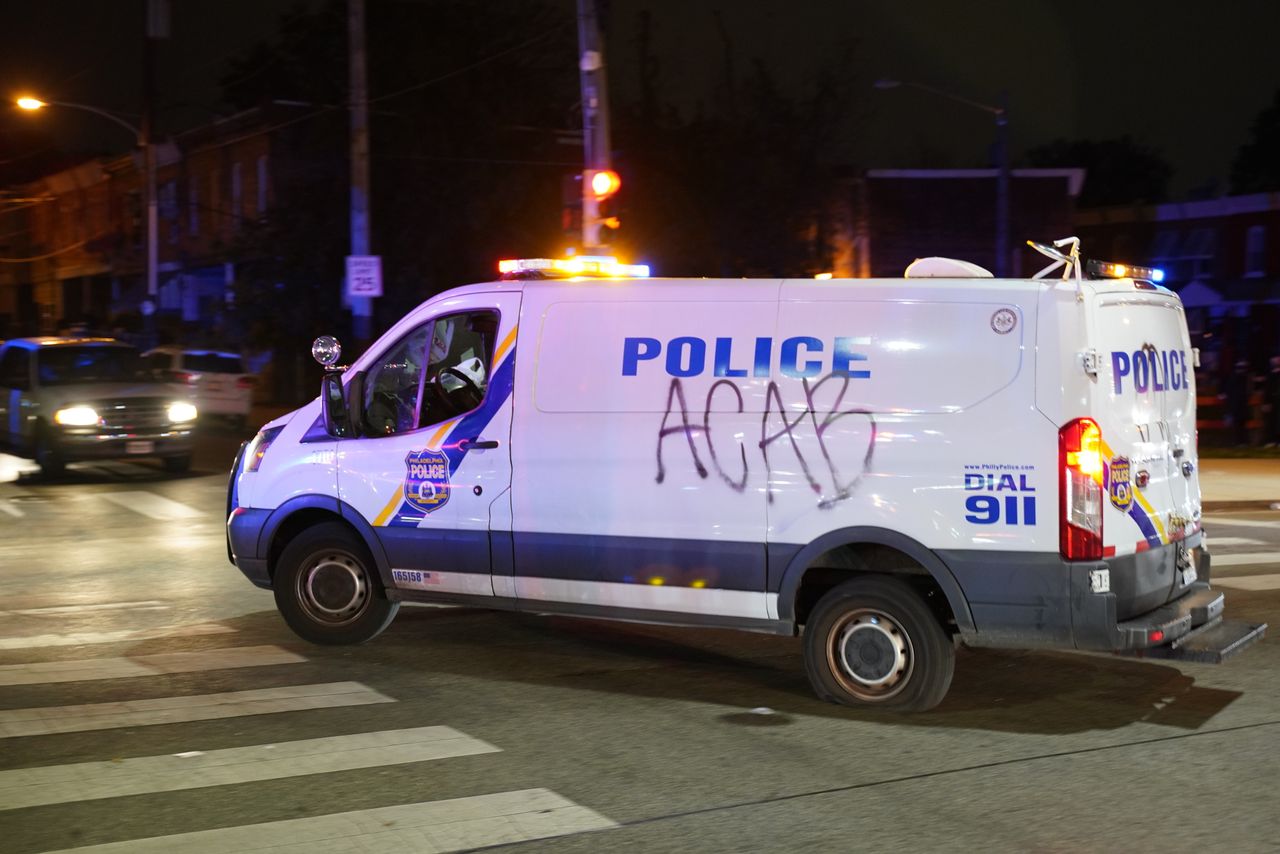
[1203,516,1280,530]
[39,788,616,853]
[1211,552,1280,568]
[0,682,394,738]
[0,622,235,651]
[1212,573,1280,591]
[0,726,500,811]
[1204,536,1265,547]
[100,491,203,520]
[1,599,169,617]
[0,501,22,518]
[0,645,305,687]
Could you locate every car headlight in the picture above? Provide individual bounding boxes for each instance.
[244,425,284,473]
[167,402,199,423]
[54,405,100,426]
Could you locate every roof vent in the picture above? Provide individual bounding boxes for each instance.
[904,257,994,278]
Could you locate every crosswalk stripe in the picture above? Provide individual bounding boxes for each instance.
[1212,551,1280,567]
[1205,536,1265,547]
[0,622,234,651]
[39,788,617,853]
[0,726,499,811]
[0,501,22,518]
[1203,516,1280,529]
[0,682,394,738]
[1212,573,1280,591]
[100,491,203,520]
[0,645,305,687]
[1,599,169,617]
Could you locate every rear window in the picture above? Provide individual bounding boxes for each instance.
[37,346,150,385]
[184,353,245,373]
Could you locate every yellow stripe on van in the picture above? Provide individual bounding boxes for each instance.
[494,325,518,364]
[428,418,459,449]
[372,491,403,527]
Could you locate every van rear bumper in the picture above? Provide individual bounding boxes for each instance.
[941,541,1266,660]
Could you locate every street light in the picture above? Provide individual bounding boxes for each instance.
[875,79,1010,277]
[16,95,158,332]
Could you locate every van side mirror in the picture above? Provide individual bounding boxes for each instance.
[321,372,351,438]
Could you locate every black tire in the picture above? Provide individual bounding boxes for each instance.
[162,454,192,474]
[273,522,399,645]
[803,575,954,712]
[34,425,65,477]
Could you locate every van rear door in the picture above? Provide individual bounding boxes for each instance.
[1092,284,1199,568]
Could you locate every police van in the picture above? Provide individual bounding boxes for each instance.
[227,239,1265,711]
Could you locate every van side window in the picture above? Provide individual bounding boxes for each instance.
[0,349,30,390]
[419,310,499,427]
[359,310,499,436]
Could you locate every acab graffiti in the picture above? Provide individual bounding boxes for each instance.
[655,373,877,508]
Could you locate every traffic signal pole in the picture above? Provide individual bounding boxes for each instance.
[576,0,612,252]
[349,0,373,344]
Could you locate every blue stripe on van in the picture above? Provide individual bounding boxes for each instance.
[1127,502,1162,548]
[510,531,767,593]
[385,350,516,529]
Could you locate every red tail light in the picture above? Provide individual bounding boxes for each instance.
[236,376,256,389]
[174,370,197,385]
[1060,418,1104,561]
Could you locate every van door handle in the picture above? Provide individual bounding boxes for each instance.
[1172,448,1185,458]
[460,437,499,450]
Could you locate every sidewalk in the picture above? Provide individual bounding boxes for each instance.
[1199,458,1280,511]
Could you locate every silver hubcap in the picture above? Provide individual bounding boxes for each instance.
[828,609,913,700]
[297,550,369,625]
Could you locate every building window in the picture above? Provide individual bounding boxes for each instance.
[1245,225,1266,277]
[256,154,269,216]
[231,162,243,227]
[188,176,199,235]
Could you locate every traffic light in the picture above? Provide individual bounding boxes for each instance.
[586,168,622,246]
[561,173,582,237]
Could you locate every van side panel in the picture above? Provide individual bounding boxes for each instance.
[768,281,1054,558]
[511,281,777,620]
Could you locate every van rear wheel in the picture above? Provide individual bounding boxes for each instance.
[803,576,954,712]
[274,522,399,645]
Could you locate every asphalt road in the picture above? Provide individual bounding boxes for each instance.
[0,425,1277,853]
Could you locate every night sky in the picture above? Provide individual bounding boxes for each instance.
[2,0,1278,198]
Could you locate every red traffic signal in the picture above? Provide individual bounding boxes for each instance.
[588,169,621,201]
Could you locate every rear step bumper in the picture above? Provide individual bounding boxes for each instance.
[1112,582,1267,661]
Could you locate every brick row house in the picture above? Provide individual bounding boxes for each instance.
[0,107,278,343]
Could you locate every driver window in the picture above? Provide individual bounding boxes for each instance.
[359,310,499,437]
[420,310,499,427]
[362,325,430,436]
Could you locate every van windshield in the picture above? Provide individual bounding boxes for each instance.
[37,346,152,386]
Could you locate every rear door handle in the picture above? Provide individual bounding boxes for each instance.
[460,437,499,450]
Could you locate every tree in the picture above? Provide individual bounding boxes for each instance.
[1027,137,1172,207]
[1231,89,1280,194]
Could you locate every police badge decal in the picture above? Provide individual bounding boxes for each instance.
[404,448,451,514]
[1108,456,1133,511]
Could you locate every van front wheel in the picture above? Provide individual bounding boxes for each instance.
[274,522,399,645]
[803,576,954,712]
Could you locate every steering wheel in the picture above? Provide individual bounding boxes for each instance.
[428,366,484,412]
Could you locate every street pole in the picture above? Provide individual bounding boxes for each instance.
[348,0,373,345]
[994,91,1010,278]
[576,0,612,252]
[143,0,167,344]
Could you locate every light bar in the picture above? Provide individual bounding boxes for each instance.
[1086,259,1165,283]
[498,256,650,278]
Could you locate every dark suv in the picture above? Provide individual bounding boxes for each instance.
[0,337,197,475]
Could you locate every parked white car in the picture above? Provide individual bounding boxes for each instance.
[143,347,255,428]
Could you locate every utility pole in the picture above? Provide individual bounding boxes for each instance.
[142,0,168,344]
[348,0,374,344]
[576,0,612,251]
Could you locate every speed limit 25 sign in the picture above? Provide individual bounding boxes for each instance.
[346,255,383,298]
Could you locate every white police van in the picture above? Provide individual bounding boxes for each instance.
[227,240,1265,711]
